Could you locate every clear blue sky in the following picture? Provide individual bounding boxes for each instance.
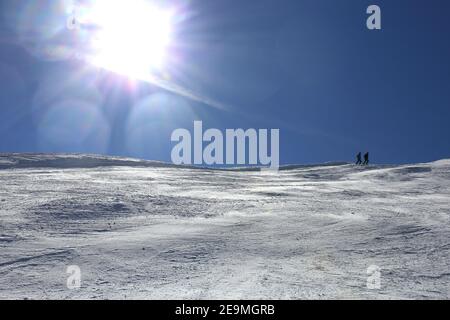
[0,0,449,165]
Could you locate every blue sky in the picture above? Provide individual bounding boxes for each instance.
[0,0,449,165]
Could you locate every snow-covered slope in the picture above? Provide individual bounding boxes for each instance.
[0,154,449,299]
[0,153,183,170]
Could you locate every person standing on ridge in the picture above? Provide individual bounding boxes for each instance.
[356,152,362,165]
[363,152,370,165]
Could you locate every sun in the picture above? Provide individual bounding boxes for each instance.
[83,0,173,79]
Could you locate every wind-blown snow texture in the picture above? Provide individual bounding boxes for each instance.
[0,154,449,299]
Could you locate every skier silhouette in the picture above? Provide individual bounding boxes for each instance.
[356,152,362,165]
[363,152,369,166]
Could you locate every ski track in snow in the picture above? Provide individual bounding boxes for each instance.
[0,154,449,299]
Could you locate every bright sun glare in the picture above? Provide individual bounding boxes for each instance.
[84,0,173,79]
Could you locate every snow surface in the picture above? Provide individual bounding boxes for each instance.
[0,154,449,299]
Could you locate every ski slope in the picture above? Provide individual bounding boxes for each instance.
[0,154,449,299]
